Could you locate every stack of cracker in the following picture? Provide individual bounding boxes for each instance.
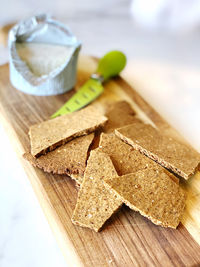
[24,101,199,232]
[24,106,108,184]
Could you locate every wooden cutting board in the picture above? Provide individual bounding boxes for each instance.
[1,55,200,267]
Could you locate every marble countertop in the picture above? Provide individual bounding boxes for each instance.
[0,1,200,266]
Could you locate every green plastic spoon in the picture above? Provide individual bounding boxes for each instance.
[51,51,126,118]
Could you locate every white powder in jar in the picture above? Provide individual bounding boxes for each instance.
[16,42,74,77]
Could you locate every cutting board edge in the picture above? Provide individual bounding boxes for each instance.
[0,104,83,267]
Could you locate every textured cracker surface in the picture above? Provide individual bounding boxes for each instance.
[104,168,186,228]
[72,150,122,232]
[70,173,83,185]
[88,101,139,150]
[98,133,179,184]
[115,122,200,180]
[29,106,107,157]
[98,133,156,175]
[103,101,137,133]
[24,134,94,185]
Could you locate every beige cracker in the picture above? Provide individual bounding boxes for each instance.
[115,121,200,179]
[72,150,122,232]
[104,168,186,228]
[29,106,107,157]
[24,134,94,185]
[103,100,137,133]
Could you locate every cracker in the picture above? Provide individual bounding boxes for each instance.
[115,122,200,179]
[29,106,107,157]
[89,101,139,150]
[24,134,94,185]
[71,150,122,232]
[104,168,186,228]
[99,133,155,175]
[70,174,83,186]
[98,133,179,184]
[103,101,137,133]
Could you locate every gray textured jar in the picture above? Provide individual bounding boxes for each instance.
[8,14,81,96]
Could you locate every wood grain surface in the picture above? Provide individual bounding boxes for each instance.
[1,55,200,267]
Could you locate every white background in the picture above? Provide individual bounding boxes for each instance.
[0,0,200,266]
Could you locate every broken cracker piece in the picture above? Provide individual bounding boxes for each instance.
[72,150,122,232]
[104,168,186,228]
[103,100,138,133]
[24,134,94,185]
[115,122,200,180]
[29,106,107,157]
[98,133,179,184]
